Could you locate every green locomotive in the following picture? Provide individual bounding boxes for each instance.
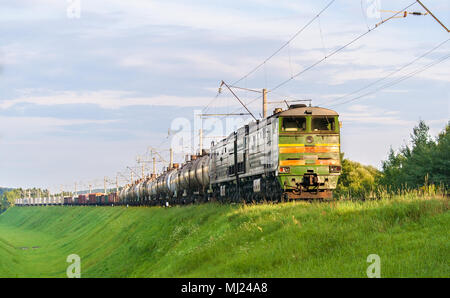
[210,104,341,201]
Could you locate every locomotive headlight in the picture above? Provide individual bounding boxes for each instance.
[306,136,313,143]
[279,166,290,173]
[329,165,341,173]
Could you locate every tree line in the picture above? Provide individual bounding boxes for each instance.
[0,188,50,213]
[336,120,449,198]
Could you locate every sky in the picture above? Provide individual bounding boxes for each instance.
[0,0,449,192]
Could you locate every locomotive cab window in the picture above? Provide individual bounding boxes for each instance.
[312,117,334,132]
[281,117,306,132]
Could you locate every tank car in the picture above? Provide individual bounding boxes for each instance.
[156,154,210,205]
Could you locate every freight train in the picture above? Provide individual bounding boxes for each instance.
[15,104,342,207]
[15,193,118,206]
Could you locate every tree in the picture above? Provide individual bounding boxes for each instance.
[380,120,449,191]
[336,156,381,198]
[400,120,434,187]
[430,121,450,188]
[0,187,50,212]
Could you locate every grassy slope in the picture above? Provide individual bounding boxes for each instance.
[0,196,448,278]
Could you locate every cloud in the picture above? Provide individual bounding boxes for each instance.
[118,50,247,78]
[0,43,42,65]
[0,116,116,134]
[0,90,239,110]
[0,116,118,146]
[3,0,449,89]
[78,0,320,39]
[381,89,410,93]
[340,104,414,126]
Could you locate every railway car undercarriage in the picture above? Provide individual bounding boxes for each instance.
[211,172,333,203]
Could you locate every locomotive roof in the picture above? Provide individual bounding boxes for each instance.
[217,106,339,143]
[277,106,339,117]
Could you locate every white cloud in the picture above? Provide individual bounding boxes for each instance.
[340,104,414,126]
[381,89,410,93]
[0,116,116,135]
[0,43,42,65]
[118,50,247,78]
[79,0,320,39]
[0,90,242,110]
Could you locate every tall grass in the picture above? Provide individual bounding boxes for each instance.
[0,195,448,278]
[335,183,447,201]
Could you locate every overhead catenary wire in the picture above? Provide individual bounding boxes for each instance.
[202,87,222,114]
[231,0,337,86]
[224,92,266,118]
[269,1,419,93]
[269,90,312,103]
[230,2,418,115]
[318,37,450,107]
[327,52,450,108]
[224,89,312,119]
[204,1,419,122]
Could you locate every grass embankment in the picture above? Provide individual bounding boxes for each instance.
[0,196,448,277]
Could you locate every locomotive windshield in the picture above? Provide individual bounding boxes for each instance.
[312,116,335,132]
[281,117,306,132]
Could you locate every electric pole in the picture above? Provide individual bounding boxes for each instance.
[262,88,268,118]
[199,129,203,154]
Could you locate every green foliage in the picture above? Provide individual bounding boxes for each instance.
[0,188,13,212]
[334,120,448,199]
[335,156,381,199]
[0,188,13,196]
[0,190,16,213]
[0,188,50,213]
[432,123,450,187]
[380,120,450,191]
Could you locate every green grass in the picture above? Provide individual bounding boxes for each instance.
[0,196,448,277]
